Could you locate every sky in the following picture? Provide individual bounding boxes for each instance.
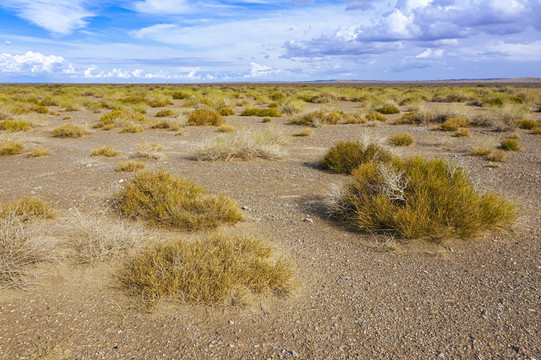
[0,0,540,83]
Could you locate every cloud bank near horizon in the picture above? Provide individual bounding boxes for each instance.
[0,0,539,82]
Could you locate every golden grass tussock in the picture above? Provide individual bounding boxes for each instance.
[486,150,509,163]
[388,132,415,146]
[376,105,400,114]
[290,110,343,126]
[0,134,24,155]
[52,123,85,138]
[155,109,175,118]
[116,233,296,309]
[1,196,56,222]
[62,210,143,265]
[131,141,163,160]
[454,128,471,137]
[196,126,288,161]
[292,128,314,137]
[187,109,225,126]
[94,109,148,129]
[439,117,470,131]
[0,120,31,132]
[500,138,522,151]
[216,124,236,133]
[0,212,55,289]
[115,169,243,230]
[241,108,283,117]
[121,124,144,133]
[117,159,146,172]
[91,146,120,157]
[321,141,393,174]
[330,157,516,239]
[516,119,539,130]
[365,111,388,122]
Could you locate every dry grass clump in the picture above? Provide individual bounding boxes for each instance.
[261,117,272,123]
[155,109,174,118]
[279,99,306,115]
[292,128,314,137]
[532,127,541,134]
[91,146,120,157]
[116,233,295,309]
[454,128,471,137]
[397,104,472,125]
[440,117,470,131]
[290,110,342,127]
[94,110,148,130]
[62,210,143,265]
[151,117,185,131]
[1,196,56,221]
[217,124,236,133]
[330,157,515,239]
[486,150,509,163]
[472,104,528,130]
[117,159,146,172]
[52,123,85,138]
[0,120,31,132]
[388,132,415,146]
[197,126,288,161]
[0,134,24,155]
[516,119,539,130]
[219,108,235,116]
[131,141,163,160]
[500,138,522,151]
[187,109,225,126]
[0,213,55,289]
[241,108,283,117]
[365,111,387,122]
[376,105,400,114]
[115,169,243,230]
[468,137,498,156]
[343,115,367,124]
[321,141,393,174]
[121,124,144,133]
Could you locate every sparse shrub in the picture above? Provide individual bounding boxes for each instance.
[63,210,143,265]
[0,135,24,155]
[25,148,49,157]
[148,101,167,108]
[187,109,225,126]
[376,105,400,114]
[343,115,367,124]
[440,117,470,131]
[117,233,295,309]
[172,91,188,100]
[330,157,515,239]
[30,105,49,114]
[115,169,243,230]
[395,112,419,125]
[481,97,504,107]
[279,99,306,115]
[516,119,539,130]
[94,110,148,129]
[132,141,163,160]
[365,111,387,122]
[91,146,120,157]
[0,212,55,289]
[219,108,235,116]
[52,123,85,138]
[0,120,31,132]
[217,124,236,133]
[454,128,471,137]
[321,141,393,174]
[151,117,185,131]
[292,128,314,137]
[117,159,146,172]
[197,126,288,161]
[532,127,541,134]
[500,138,522,151]
[472,104,527,130]
[155,109,174,118]
[290,110,341,127]
[486,150,508,162]
[121,124,144,133]
[1,196,56,221]
[261,117,272,123]
[241,108,283,117]
[388,133,414,146]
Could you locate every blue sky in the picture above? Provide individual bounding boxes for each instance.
[0,0,540,82]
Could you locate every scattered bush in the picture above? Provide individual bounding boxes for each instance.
[117,233,295,309]
[376,105,400,114]
[454,128,471,137]
[25,148,49,157]
[486,150,508,163]
[279,99,306,115]
[395,112,419,125]
[117,159,146,172]
[0,135,23,155]
[52,123,85,138]
[91,146,120,157]
[197,127,288,161]
[500,138,522,151]
[516,119,539,130]
[151,118,184,131]
[388,133,414,146]
[0,120,31,132]
[217,124,236,133]
[219,108,235,116]
[261,117,272,123]
[330,157,516,239]
[155,109,174,118]
[343,115,367,124]
[241,108,283,117]
[292,128,314,137]
[290,110,342,127]
[1,196,56,221]
[321,141,393,174]
[365,111,387,122]
[115,169,243,230]
[94,110,148,129]
[440,117,470,131]
[187,109,225,126]
[121,124,144,133]
[131,141,163,160]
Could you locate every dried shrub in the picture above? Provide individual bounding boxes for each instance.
[440,117,470,131]
[321,141,393,174]
[0,120,31,132]
[241,108,283,117]
[187,109,225,126]
[52,123,85,138]
[376,105,400,114]
[388,133,414,146]
[117,160,146,172]
[91,146,120,157]
[365,111,387,122]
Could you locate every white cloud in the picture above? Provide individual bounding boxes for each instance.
[4,41,11,45]
[134,0,191,14]
[483,40,541,61]
[416,48,444,58]
[247,62,282,77]
[0,0,93,35]
[0,51,74,74]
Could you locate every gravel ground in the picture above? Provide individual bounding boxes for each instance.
[0,97,540,359]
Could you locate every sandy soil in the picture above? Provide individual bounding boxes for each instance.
[0,93,540,359]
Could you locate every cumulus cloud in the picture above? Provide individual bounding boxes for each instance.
[345,0,378,11]
[0,51,75,74]
[0,0,93,35]
[134,0,191,14]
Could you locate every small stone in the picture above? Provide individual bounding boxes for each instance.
[304,218,313,223]
[229,320,234,325]
[291,350,299,358]
[242,206,250,210]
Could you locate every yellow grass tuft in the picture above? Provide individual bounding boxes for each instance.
[117,159,146,172]
[91,146,120,157]
[52,123,85,138]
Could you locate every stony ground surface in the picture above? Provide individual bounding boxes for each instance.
[0,94,540,359]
